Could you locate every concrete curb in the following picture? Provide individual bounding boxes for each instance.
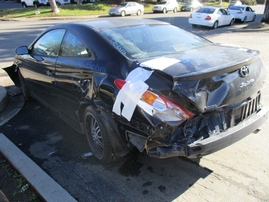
[0,133,77,202]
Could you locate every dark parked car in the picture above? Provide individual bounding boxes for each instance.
[6,19,268,163]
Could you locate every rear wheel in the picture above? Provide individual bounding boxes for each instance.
[173,7,177,13]
[137,9,141,15]
[121,10,126,17]
[84,106,116,164]
[163,8,167,13]
[213,21,218,29]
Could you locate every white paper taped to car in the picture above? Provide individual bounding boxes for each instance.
[113,67,153,121]
[140,57,180,70]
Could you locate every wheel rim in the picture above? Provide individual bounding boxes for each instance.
[86,113,104,159]
[137,10,141,15]
[121,11,125,16]
[163,8,166,13]
[173,8,177,13]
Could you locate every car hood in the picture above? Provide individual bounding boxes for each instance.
[138,44,266,112]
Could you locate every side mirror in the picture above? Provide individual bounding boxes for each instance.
[15,46,29,55]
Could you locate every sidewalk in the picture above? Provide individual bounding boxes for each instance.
[0,72,77,201]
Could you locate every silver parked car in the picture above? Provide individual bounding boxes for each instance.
[109,2,144,17]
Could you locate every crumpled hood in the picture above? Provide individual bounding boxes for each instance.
[138,44,266,113]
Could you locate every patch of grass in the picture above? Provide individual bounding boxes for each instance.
[0,155,42,202]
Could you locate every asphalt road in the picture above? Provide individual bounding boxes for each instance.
[0,5,269,202]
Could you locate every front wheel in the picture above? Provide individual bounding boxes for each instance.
[84,107,115,164]
[252,15,256,22]
[242,16,247,23]
[163,8,167,13]
[121,10,126,17]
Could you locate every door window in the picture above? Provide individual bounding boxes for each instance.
[60,32,91,57]
[32,29,66,56]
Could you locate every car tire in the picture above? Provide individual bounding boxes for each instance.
[163,8,167,13]
[173,7,177,13]
[190,8,193,12]
[121,10,126,17]
[22,2,27,8]
[252,15,256,22]
[242,16,247,23]
[213,21,218,29]
[18,70,31,100]
[84,106,116,164]
[229,18,235,26]
[137,9,141,16]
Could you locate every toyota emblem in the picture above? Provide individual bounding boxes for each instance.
[239,66,249,77]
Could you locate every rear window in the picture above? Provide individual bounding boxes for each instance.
[197,7,215,14]
[228,6,243,10]
[101,24,212,59]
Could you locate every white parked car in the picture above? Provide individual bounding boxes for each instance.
[56,0,70,5]
[180,0,203,12]
[152,0,179,13]
[21,0,70,7]
[109,2,144,17]
[189,6,235,29]
[228,6,256,23]
[21,0,49,8]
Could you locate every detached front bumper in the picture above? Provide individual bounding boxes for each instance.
[148,107,269,159]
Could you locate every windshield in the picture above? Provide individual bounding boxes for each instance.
[101,24,212,59]
[117,2,127,7]
[157,1,167,4]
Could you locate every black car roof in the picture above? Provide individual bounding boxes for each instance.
[50,18,169,32]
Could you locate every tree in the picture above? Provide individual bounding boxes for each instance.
[262,0,269,23]
[49,0,60,14]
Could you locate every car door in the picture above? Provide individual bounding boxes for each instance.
[126,2,136,15]
[20,29,66,110]
[55,31,95,126]
[218,8,230,25]
[245,7,254,21]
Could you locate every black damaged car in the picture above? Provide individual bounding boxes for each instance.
[7,18,268,163]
